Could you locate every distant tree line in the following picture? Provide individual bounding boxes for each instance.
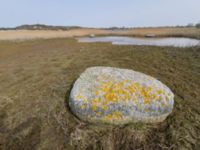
[196,23,200,28]
[0,24,83,30]
[186,22,200,28]
[1,23,200,30]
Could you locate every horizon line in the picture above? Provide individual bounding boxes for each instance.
[0,23,199,29]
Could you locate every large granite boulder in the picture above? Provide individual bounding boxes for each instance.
[69,67,174,125]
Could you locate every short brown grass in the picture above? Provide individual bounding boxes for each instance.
[0,38,200,150]
[0,27,200,41]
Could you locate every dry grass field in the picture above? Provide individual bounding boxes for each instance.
[0,35,200,150]
[0,27,200,41]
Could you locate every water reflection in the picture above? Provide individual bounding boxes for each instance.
[78,36,200,47]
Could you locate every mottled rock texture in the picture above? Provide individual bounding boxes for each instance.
[69,67,174,125]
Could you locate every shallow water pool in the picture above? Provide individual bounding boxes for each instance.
[77,36,200,47]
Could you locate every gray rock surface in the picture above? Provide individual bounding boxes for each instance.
[69,67,174,125]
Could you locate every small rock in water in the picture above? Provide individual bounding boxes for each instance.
[69,67,174,125]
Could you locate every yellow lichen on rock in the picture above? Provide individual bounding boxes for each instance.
[92,105,97,111]
[103,111,123,121]
[92,80,165,109]
[75,94,86,101]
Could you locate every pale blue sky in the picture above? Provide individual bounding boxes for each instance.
[0,0,199,28]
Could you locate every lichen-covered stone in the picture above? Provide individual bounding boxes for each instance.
[69,67,174,125]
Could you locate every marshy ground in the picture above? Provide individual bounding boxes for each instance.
[0,38,200,150]
[1,27,200,41]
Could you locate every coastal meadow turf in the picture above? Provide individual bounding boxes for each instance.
[0,38,200,150]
